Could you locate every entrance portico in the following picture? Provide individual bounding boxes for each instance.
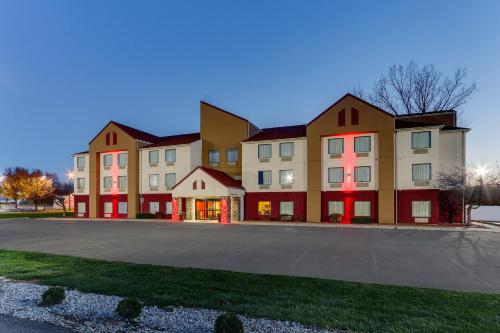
[171,167,245,223]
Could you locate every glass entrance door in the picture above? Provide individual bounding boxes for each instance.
[195,199,220,220]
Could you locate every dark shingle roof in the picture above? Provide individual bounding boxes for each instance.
[143,133,200,148]
[111,121,161,143]
[172,166,244,190]
[243,125,306,142]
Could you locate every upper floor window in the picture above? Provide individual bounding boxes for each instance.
[328,138,344,155]
[354,136,371,153]
[118,153,127,166]
[226,148,238,164]
[258,144,272,159]
[411,131,431,149]
[77,178,85,190]
[149,150,159,164]
[328,167,344,183]
[280,142,294,157]
[208,150,220,164]
[354,166,371,182]
[149,174,159,187]
[165,173,176,189]
[165,149,176,163]
[279,169,294,185]
[118,176,127,189]
[412,201,431,218]
[258,170,272,185]
[103,176,112,189]
[412,163,431,181]
[103,154,112,167]
[77,156,85,169]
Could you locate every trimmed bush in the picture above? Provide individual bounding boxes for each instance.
[280,214,293,222]
[116,298,142,321]
[136,213,153,219]
[351,217,372,224]
[329,213,342,223]
[153,211,165,219]
[214,312,244,333]
[41,287,65,306]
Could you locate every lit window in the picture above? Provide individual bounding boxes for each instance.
[149,174,159,187]
[328,201,344,215]
[279,170,294,185]
[77,202,86,214]
[279,142,294,157]
[165,149,176,163]
[226,148,238,163]
[354,166,371,182]
[118,153,128,166]
[104,202,113,214]
[208,150,220,164]
[328,167,344,183]
[149,150,159,164]
[412,201,431,217]
[412,163,431,181]
[258,144,272,159]
[77,178,85,190]
[118,202,127,215]
[103,176,112,189]
[354,201,371,217]
[258,171,272,185]
[280,201,294,216]
[166,201,172,214]
[165,173,176,189]
[149,202,160,214]
[412,131,431,149]
[354,136,371,153]
[328,138,344,155]
[118,176,127,189]
[77,156,85,169]
[103,154,113,166]
[258,201,271,216]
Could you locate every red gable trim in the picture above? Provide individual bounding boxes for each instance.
[172,166,244,191]
[89,121,160,144]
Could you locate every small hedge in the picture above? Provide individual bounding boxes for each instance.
[136,213,153,219]
[214,312,244,333]
[351,217,372,224]
[40,287,65,306]
[116,298,142,321]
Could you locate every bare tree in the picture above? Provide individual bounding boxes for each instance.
[353,61,476,116]
[47,174,73,216]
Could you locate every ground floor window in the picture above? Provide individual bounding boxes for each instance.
[328,201,344,215]
[258,201,271,215]
[118,202,127,215]
[354,201,370,217]
[280,201,294,216]
[165,201,172,215]
[149,202,160,214]
[104,202,112,214]
[412,201,431,217]
[77,202,86,214]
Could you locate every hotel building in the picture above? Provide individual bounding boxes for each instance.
[73,94,467,224]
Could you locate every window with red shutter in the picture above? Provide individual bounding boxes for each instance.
[105,133,110,145]
[193,181,197,190]
[338,109,346,126]
[112,132,117,145]
[351,108,359,125]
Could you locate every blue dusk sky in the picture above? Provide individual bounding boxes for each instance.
[0,0,499,178]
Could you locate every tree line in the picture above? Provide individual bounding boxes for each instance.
[0,167,73,215]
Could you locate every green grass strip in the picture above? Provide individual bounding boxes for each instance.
[0,211,73,219]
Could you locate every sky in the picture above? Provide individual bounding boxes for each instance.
[0,0,499,178]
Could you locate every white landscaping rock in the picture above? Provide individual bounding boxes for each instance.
[0,277,340,333]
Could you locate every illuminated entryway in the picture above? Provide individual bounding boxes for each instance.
[195,199,220,220]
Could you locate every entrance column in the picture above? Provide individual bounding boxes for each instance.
[172,197,179,222]
[220,197,231,223]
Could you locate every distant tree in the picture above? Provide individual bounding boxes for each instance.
[353,61,477,117]
[0,167,29,208]
[22,170,54,211]
[47,173,73,216]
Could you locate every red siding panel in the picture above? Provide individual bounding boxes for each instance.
[74,195,89,218]
[141,193,173,219]
[99,194,128,218]
[321,191,378,223]
[397,189,440,224]
[245,192,307,221]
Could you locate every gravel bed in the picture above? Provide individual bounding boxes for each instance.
[0,277,341,333]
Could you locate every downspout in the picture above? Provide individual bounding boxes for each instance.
[137,140,143,214]
[462,131,466,224]
[394,129,398,224]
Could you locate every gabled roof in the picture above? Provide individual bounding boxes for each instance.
[243,125,306,142]
[142,133,200,148]
[73,150,89,155]
[89,121,160,144]
[172,166,244,190]
[200,101,249,122]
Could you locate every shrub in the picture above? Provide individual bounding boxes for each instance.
[116,298,142,321]
[153,211,165,219]
[40,287,65,306]
[136,213,153,219]
[329,213,342,223]
[280,214,293,222]
[214,312,244,333]
[351,217,372,224]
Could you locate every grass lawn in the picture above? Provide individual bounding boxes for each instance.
[0,249,498,333]
[0,211,73,219]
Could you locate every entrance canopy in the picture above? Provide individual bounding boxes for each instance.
[172,167,245,198]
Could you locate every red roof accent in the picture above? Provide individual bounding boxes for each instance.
[172,166,244,190]
[143,133,200,148]
[243,125,306,142]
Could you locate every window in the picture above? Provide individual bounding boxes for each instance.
[328,201,344,215]
[354,201,371,217]
[118,153,127,166]
[258,144,272,159]
[258,201,271,215]
[208,150,220,164]
[149,174,159,187]
[412,201,431,218]
[118,176,127,189]
[165,173,176,189]
[412,163,431,181]
[280,201,294,216]
[354,136,371,153]
[226,148,238,164]
[103,176,112,189]
[166,201,172,215]
[258,171,272,185]
[338,109,346,126]
[118,202,127,215]
[149,150,159,164]
[279,142,294,157]
[351,108,359,125]
[77,156,85,169]
[77,178,85,190]
[279,170,294,185]
[412,131,431,149]
[149,202,160,214]
[77,202,86,214]
[165,149,176,163]
[328,167,344,183]
[104,202,113,214]
[103,154,112,166]
[354,166,371,182]
[328,138,344,155]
